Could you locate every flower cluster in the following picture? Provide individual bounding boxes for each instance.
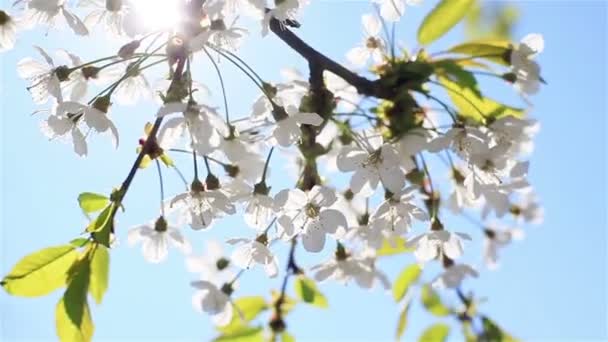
[2,0,546,339]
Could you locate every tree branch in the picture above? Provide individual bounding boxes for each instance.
[269,18,383,98]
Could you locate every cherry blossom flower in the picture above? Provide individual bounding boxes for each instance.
[17,46,65,104]
[79,0,129,36]
[128,216,191,263]
[483,225,524,269]
[275,186,347,252]
[372,0,422,22]
[55,98,120,148]
[186,240,233,281]
[432,264,479,289]
[510,33,544,96]
[157,102,225,155]
[191,280,233,326]
[227,235,279,278]
[488,116,540,157]
[346,14,385,67]
[369,186,429,238]
[271,105,323,147]
[311,248,390,290]
[261,0,306,36]
[169,179,236,230]
[428,126,490,161]
[0,10,18,52]
[23,0,88,35]
[40,100,88,156]
[337,131,404,196]
[407,228,471,264]
[113,62,154,105]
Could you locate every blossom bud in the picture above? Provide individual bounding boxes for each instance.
[117,40,141,59]
[430,218,444,231]
[54,66,72,82]
[215,258,230,270]
[154,216,168,232]
[81,66,100,80]
[269,315,286,333]
[205,173,220,190]
[502,72,518,84]
[191,179,205,192]
[220,283,234,296]
[92,95,112,114]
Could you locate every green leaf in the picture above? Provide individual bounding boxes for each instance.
[396,303,411,340]
[86,204,114,233]
[433,60,481,98]
[418,0,475,45]
[281,332,296,342]
[447,39,512,66]
[89,245,110,304]
[480,316,519,342]
[393,264,422,302]
[64,259,91,327]
[419,323,450,342]
[90,205,115,248]
[2,245,78,297]
[420,285,451,316]
[294,276,328,308]
[70,238,90,248]
[438,75,525,123]
[56,258,93,342]
[218,296,269,334]
[78,193,109,215]
[214,326,264,342]
[376,237,414,257]
[56,298,94,342]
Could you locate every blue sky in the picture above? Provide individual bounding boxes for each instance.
[1,1,606,341]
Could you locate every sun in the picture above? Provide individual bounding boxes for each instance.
[130,0,183,31]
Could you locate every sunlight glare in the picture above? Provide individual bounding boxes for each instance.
[130,0,182,30]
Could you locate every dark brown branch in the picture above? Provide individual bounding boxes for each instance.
[269,17,383,98]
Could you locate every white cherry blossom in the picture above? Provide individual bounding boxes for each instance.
[432,264,479,289]
[275,186,348,252]
[407,228,471,264]
[128,216,191,263]
[227,236,279,278]
[337,131,404,196]
[347,14,385,68]
[0,10,18,51]
[191,280,233,326]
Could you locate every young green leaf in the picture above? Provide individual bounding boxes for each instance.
[218,296,269,335]
[396,302,411,340]
[86,204,114,233]
[480,316,519,342]
[77,193,109,215]
[417,0,475,45]
[419,323,450,342]
[64,259,91,327]
[2,245,77,297]
[438,76,525,123]
[89,245,110,304]
[56,298,94,342]
[214,326,264,342]
[294,276,328,308]
[56,258,93,342]
[281,332,296,342]
[376,237,414,257]
[447,39,512,66]
[393,264,422,302]
[420,285,451,316]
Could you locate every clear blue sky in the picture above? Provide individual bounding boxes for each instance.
[1,1,606,341]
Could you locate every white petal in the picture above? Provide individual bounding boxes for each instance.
[301,227,326,253]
